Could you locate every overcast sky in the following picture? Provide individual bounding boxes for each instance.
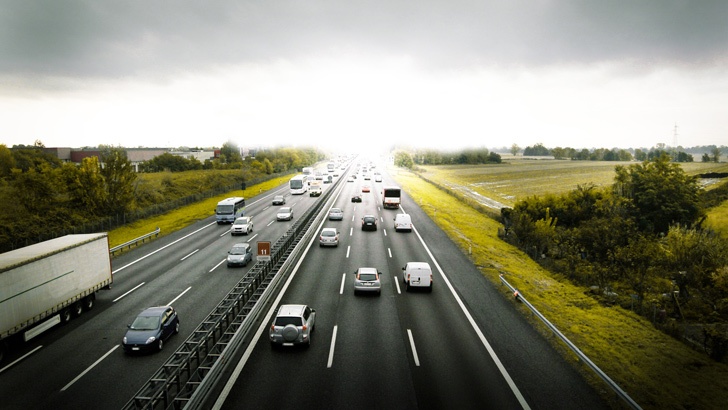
[1,1,727,152]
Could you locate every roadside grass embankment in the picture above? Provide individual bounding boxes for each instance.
[108,174,293,249]
[391,167,728,410]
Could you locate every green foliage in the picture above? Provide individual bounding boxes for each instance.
[614,154,703,234]
[394,151,414,168]
[503,155,728,324]
[100,147,137,215]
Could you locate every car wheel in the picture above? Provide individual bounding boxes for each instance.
[428,285,433,293]
[83,294,95,311]
[405,282,410,292]
[60,308,72,323]
[158,339,163,351]
[73,301,84,317]
[174,322,180,334]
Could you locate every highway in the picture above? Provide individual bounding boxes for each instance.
[0,163,611,410]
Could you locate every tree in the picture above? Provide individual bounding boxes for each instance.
[712,147,722,163]
[510,144,520,157]
[394,151,414,169]
[0,144,15,177]
[613,154,703,235]
[61,158,107,215]
[100,147,137,215]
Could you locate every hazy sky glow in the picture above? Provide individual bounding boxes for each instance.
[1,1,727,151]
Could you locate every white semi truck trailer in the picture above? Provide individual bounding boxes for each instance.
[0,233,113,363]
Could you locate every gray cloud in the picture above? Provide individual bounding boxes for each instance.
[2,0,727,80]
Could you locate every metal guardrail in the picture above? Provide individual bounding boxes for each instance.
[110,228,161,255]
[122,171,344,410]
[499,274,642,410]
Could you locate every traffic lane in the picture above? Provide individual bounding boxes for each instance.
[327,252,417,409]
[219,241,349,409]
[382,216,525,409]
[395,201,610,409]
[0,220,265,409]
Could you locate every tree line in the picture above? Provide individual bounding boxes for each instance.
[393,147,502,168]
[500,154,728,359]
[511,143,723,163]
[0,142,323,252]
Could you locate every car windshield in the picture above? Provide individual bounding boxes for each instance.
[364,217,375,223]
[322,230,335,237]
[279,207,291,213]
[274,196,283,201]
[274,317,303,327]
[130,315,160,330]
[330,208,341,214]
[231,246,248,255]
[235,218,249,224]
[359,273,377,281]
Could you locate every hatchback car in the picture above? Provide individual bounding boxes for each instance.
[122,306,179,353]
[361,184,371,193]
[227,243,253,267]
[361,215,378,231]
[353,267,381,295]
[231,216,253,235]
[319,227,339,247]
[351,194,362,203]
[272,195,286,205]
[328,207,344,221]
[269,304,316,347]
[276,207,293,221]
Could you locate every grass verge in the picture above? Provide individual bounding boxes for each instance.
[107,174,294,249]
[392,168,728,410]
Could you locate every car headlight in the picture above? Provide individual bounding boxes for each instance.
[146,336,157,344]
[123,337,127,344]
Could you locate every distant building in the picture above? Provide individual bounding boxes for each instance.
[42,147,219,171]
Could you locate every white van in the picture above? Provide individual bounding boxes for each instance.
[402,262,432,292]
[394,213,412,232]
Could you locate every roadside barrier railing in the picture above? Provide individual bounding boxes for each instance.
[110,228,161,255]
[499,274,642,410]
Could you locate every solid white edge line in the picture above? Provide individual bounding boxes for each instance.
[113,282,145,303]
[61,345,119,391]
[340,273,346,294]
[407,329,420,366]
[327,325,338,368]
[0,345,43,375]
[404,205,532,410]
[213,207,329,409]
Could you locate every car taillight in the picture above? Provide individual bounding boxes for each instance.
[302,325,307,331]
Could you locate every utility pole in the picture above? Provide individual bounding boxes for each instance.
[673,123,679,147]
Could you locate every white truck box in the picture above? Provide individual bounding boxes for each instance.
[1,233,112,361]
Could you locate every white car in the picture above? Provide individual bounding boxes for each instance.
[231,216,253,235]
[276,207,293,221]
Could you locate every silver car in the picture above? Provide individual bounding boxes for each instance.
[231,216,253,235]
[328,208,344,221]
[276,207,293,221]
[319,228,339,247]
[353,267,381,295]
[227,243,252,267]
[269,304,316,347]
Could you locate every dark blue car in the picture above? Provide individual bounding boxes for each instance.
[123,306,179,353]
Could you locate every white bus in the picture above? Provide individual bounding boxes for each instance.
[216,197,245,224]
[382,186,401,209]
[302,167,314,176]
[290,175,309,195]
